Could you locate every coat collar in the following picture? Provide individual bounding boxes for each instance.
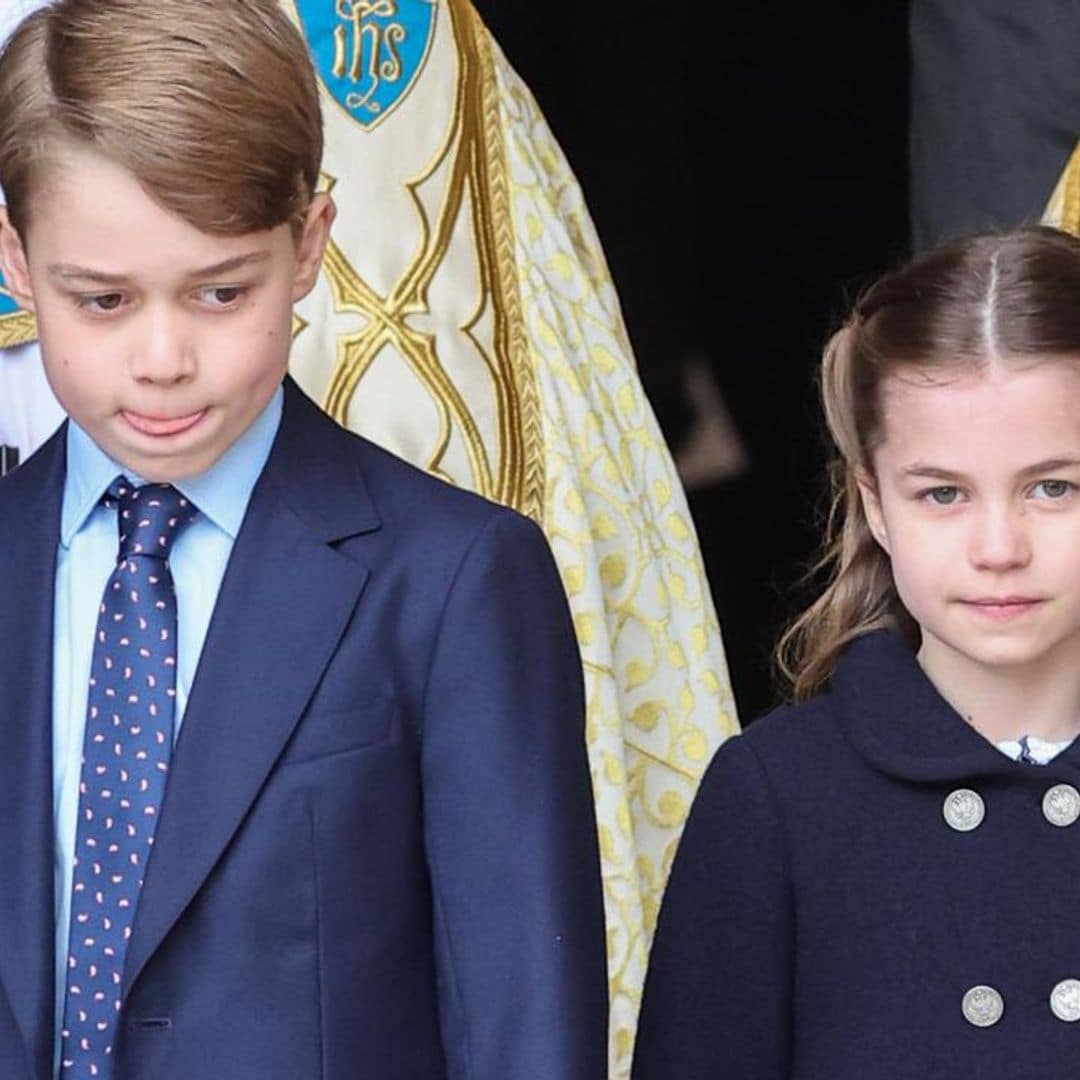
[263,376,381,541]
[831,630,1080,785]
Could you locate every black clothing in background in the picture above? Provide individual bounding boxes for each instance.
[475,0,699,447]
[910,0,1080,250]
[474,1,910,719]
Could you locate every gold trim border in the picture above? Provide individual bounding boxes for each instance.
[0,309,37,349]
[466,0,544,520]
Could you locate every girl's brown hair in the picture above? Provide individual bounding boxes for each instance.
[777,226,1080,700]
[0,0,323,239]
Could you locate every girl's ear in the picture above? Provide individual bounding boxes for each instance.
[856,466,890,554]
[0,207,35,312]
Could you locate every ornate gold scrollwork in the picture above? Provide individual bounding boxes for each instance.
[313,0,543,517]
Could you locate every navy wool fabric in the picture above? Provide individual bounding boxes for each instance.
[634,629,1080,1079]
[0,378,608,1080]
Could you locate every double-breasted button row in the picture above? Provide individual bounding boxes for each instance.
[943,784,1080,831]
[962,980,1080,1026]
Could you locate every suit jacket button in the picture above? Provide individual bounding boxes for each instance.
[1043,784,1080,827]
[944,788,985,832]
[962,985,1004,1027]
[1051,980,1080,1022]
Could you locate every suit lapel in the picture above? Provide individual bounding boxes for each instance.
[0,430,65,1078]
[123,382,379,995]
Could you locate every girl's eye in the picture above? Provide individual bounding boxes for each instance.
[198,286,247,307]
[77,292,125,314]
[924,486,960,505]
[1033,479,1073,500]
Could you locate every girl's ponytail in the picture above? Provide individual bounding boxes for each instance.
[776,324,913,700]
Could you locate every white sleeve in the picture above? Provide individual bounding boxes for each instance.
[0,343,64,459]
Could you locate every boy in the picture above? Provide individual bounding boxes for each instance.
[0,2,608,1078]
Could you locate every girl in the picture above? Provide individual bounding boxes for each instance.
[633,226,1080,1078]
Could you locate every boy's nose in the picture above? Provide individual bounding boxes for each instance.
[128,310,196,384]
[968,505,1032,571]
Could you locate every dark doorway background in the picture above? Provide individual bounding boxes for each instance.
[473,1,912,720]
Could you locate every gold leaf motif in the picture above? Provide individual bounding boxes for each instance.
[656,790,688,827]
[562,565,585,596]
[590,513,618,541]
[666,513,691,542]
[681,728,709,763]
[599,553,627,589]
[574,613,596,646]
[629,701,665,732]
[603,752,626,786]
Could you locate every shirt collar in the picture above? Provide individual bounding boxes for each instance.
[61,385,283,547]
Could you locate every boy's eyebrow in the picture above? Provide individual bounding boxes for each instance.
[47,252,272,285]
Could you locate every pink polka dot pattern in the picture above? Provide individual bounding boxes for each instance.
[60,479,198,1078]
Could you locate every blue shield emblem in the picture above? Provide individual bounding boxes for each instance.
[0,276,17,319]
[297,0,438,132]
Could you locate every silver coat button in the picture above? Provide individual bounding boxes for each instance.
[1043,784,1080,828]
[963,985,1004,1027]
[944,789,985,832]
[1051,980,1080,1022]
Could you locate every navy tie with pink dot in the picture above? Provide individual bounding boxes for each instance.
[60,479,198,1078]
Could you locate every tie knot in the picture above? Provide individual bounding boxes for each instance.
[108,477,199,561]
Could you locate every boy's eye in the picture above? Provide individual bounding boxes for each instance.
[198,286,247,307]
[924,486,960,505]
[1032,479,1073,500]
[77,292,125,313]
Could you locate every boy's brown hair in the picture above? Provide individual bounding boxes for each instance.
[0,0,323,239]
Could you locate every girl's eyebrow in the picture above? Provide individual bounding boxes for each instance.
[900,457,1080,482]
[1016,456,1080,476]
[899,464,966,482]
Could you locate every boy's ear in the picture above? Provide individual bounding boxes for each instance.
[856,466,891,554]
[0,207,35,312]
[291,192,336,302]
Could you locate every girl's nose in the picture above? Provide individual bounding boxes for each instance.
[968,504,1032,572]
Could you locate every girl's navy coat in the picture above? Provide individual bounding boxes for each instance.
[633,630,1080,1079]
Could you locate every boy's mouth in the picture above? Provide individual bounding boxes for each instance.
[121,409,207,438]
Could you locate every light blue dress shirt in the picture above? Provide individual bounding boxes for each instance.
[52,386,282,1070]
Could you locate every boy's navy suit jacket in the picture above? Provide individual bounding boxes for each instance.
[0,377,608,1079]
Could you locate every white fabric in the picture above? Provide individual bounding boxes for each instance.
[0,341,63,459]
[996,734,1076,765]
